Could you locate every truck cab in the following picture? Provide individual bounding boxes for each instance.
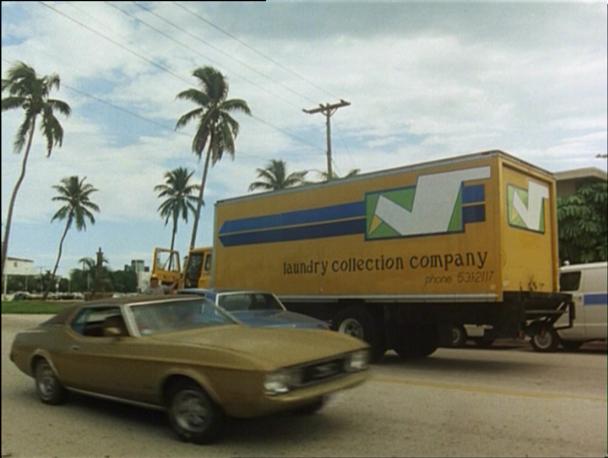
[152,247,212,290]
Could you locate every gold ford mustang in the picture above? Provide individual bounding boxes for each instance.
[10,295,370,444]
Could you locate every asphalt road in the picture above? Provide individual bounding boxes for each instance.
[2,314,606,458]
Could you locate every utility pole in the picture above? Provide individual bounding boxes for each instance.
[303,99,350,179]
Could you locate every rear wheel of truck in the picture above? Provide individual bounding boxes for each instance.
[561,340,583,351]
[333,306,385,362]
[450,325,467,347]
[394,326,438,359]
[472,337,495,348]
[530,327,559,352]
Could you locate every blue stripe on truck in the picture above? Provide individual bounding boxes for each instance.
[584,293,608,306]
[219,219,366,246]
[219,201,365,235]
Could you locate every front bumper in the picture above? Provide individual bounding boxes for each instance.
[222,369,370,418]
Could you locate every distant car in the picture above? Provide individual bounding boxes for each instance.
[179,288,330,330]
[10,295,370,444]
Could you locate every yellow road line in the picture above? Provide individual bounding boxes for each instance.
[371,375,607,403]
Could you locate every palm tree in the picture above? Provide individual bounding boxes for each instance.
[318,168,360,181]
[44,176,100,300]
[78,257,95,292]
[175,66,251,250]
[1,62,71,275]
[154,167,199,257]
[248,159,309,192]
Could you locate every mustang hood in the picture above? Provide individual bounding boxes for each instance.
[150,325,366,369]
[230,310,328,329]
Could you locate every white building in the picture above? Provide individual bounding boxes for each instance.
[2,256,38,297]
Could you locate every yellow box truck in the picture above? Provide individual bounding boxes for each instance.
[154,150,573,360]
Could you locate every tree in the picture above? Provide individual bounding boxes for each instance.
[110,269,138,293]
[558,182,607,264]
[44,176,100,299]
[154,167,199,257]
[248,159,308,192]
[176,66,251,249]
[1,61,71,275]
[317,168,360,181]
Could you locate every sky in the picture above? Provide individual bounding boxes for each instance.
[1,1,607,278]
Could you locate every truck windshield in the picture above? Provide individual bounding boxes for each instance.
[218,293,284,312]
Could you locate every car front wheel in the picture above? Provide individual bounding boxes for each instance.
[34,359,67,405]
[167,381,224,444]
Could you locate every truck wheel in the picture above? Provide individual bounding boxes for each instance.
[451,325,467,347]
[394,326,438,359]
[473,337,495,348]
[333,307,385,362]
[530,327,559,352]
[561,340,583,352]
[167,380,224,444]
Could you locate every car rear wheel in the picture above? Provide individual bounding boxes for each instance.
[530,327,559,352]
[34,359,67,405]
[167,380,224,444]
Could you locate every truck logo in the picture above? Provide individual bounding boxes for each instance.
[218,166,491,247]
[365,167,491,239]
[507,181,548,233]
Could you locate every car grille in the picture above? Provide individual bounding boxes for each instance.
[300,358,345,385]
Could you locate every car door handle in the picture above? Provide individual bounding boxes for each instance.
[71,345,80,351]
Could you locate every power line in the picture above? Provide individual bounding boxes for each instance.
[132,1,319,106]
[36,1,325,154]
[169,2,357,170]
[1,56,322,160]
[105,1,301,111]
[174,1,340,101]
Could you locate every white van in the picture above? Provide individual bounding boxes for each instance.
[531,262,607,351]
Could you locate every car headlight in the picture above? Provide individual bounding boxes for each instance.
[264,368,301,396]
[345,350,369,372]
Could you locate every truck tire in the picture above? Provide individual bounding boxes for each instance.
[561,340,583,352]
[530,327,559,352]
[451,325,467,347]
[472,337,495,348]
[333,306,385,362]
[394,326,438,359]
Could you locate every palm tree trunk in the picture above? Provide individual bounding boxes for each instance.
[189,147,212,250]
[1,116,36,276]
[169,215,178,269]
[43,219,70,300]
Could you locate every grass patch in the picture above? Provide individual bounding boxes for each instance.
[1,300,79,314]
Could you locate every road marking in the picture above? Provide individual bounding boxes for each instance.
[371,375,607,403]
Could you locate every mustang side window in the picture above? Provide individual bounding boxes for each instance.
[71,307,124,337]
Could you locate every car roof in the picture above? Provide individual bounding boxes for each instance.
[560,261,607,272]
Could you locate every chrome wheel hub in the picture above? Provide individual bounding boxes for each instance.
[37,366,56,399]
[338,318,364,339]
[173,390,209,433]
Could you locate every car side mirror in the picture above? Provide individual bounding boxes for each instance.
[103,326,123,337]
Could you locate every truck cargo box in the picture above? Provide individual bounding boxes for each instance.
[213,150,560,303]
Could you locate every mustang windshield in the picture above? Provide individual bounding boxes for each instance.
[130,299,235,335]
[218,293,284,312]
